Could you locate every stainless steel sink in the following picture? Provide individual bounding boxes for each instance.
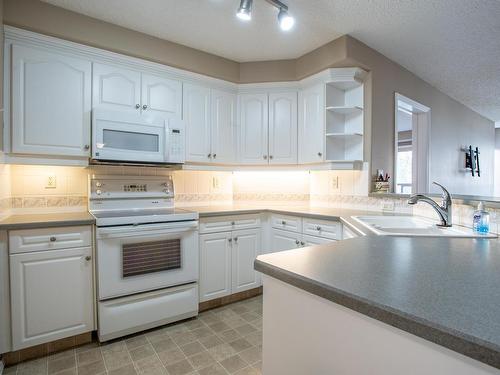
[351,216,497,238]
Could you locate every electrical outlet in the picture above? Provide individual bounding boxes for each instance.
[212,176,220,190]
[331,175,340,190]
[46,175,57,189]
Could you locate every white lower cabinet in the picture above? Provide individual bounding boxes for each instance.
[199,232,232,302]
[231,229,261,294]
[199,218,261,303]
[271,228,301,252]
[10,245,94,350]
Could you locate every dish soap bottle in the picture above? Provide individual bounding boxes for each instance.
[473,202,490,234]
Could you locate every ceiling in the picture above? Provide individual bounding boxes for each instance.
[41,0,500,122]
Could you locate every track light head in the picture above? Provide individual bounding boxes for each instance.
[278,7,294,31]
[236,0,253,21]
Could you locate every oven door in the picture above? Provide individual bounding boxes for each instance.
[96,221,198,300]
[92,110,166,163]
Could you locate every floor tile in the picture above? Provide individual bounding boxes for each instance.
[17,358,47,375]
[108,363,138,375]
[217,329,241,343]
[135,356,168,375]
[196,363,227,375]
[234,324,257,337]
[77,347,102,366]
[165,359,194,375]
[242,332,261,347]
[170,331,197,346]
[187,350,216,370]
[77,359,106,375]
[228,338,252,353]
[150,337,177,353]
[238,346,261,365]
[191,327,213,340]
[208,322,231,333]
[207,343,237,362]
[234,366,261,375]
[219,354,247,373]
[180,341,205,357]
[198,335,224,350]
[126,335,149,350]
[48,355,76,374]
[157,347,186,366]
[130,343,156,362]
[102,348,132,370]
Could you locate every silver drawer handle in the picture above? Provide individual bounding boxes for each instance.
[135,103,141,109]
[142,104,148,110]
[49,236,57,242]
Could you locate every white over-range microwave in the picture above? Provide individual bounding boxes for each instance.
[91,109,185,165]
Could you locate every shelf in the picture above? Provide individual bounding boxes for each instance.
[325,106,363,115]
[326,133,363,137]
[326,80,363,90]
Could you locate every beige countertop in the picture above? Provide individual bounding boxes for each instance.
[0,211,95,230]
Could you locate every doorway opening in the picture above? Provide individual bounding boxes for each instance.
[394,93,431,194]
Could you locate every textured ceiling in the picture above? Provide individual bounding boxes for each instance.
[41,0,500,121]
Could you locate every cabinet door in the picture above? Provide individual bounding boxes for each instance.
[270,228,300,253]
[238,93,268,164]
[298,84,325,163]
[232,228,261,293]
[199,232,232,302]
[141,73,182,120]
[184,83,211,163]
[268,91,297,164]
[10,247,94,350]
[211,89,237,164]
[92,63,141,113]
[11,45,91,157]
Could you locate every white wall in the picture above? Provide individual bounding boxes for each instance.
[495,127,500,197]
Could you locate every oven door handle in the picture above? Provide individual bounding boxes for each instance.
[97,221,198,238]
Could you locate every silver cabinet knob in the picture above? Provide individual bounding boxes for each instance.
[281,220,286,225]
[269,155,273,160]
[228,238,232,243]
[49,236,56,242]
[318,152,322,157]
[84,144,90,150]
[208,153,212,159]
[213,154,216,159]
[295,240,300,245]
[135,104,141,109]
[234,237,238,242]
[142,104,148,110]
[85,256,92,261]
[316,226,322,231]
[231,221,236,225]
[263,155,268,160]
[300,241,305,246]
[96,189,102,195]
[95,181,102,187]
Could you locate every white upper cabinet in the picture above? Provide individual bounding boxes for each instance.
[184,83,211,163]
[211,89,237,164]
[93,63,141,114]
[141,73,182,119]
[299,83,325,164]
[238,93,269,165]
[11,45,92,157]
[268,92,297,164]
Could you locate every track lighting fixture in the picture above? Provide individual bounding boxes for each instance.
[236,0,253,21]
[236,0,295,31]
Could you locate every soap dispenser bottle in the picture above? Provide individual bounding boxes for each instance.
[473,202,490,234]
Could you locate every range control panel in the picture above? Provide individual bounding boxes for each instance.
[90,176,174,199]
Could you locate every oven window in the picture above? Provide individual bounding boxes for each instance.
[122,239,181,277]
[103,129,159,152]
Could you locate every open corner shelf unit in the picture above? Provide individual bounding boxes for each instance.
[324,75,364,162]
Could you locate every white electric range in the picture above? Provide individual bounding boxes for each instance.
[89,175,199,341]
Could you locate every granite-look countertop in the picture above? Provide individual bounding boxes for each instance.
[0,211,95,230]
[255,236,500,370]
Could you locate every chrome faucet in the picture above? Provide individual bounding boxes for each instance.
[407,182,452,227]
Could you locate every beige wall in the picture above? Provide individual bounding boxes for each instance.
[346,36,495,196]
[3,0,240,82]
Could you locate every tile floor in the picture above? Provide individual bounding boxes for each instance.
[4,296,263,375]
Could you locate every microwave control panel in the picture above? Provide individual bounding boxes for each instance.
[166,119,185,163]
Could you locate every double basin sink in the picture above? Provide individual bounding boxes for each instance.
[351,215,497,238]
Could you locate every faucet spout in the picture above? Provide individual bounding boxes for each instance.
[407,182,452,227]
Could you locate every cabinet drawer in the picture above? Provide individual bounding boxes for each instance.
[199,215,260,234]
[9,226,92,254]
[271,214,302,233]
[302,218,341,240]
